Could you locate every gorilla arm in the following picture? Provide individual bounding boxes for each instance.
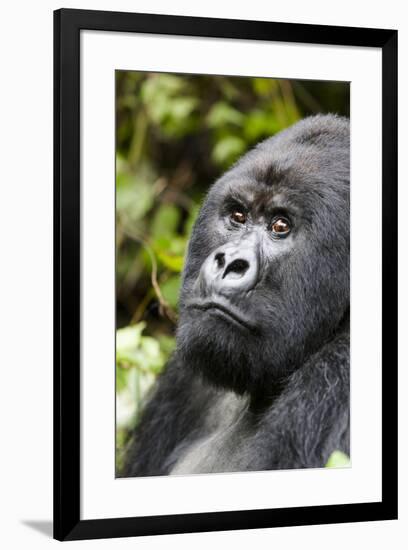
[247,328,350,471]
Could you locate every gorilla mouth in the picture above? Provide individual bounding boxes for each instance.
[187,299,256,332]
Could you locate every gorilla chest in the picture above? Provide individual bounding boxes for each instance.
[169,393,260,475]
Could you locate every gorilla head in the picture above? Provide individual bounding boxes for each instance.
[176,115,350,396]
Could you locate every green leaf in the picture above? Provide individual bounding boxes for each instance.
[156,334,176,357]
[252,77,278,97]
[116,367,140,428]
[116,323,146,353]
[116,365,128,393]
[116,154,127,176]
[212,135,246,166]
[140,75,198,137]
[325,450,351,468]
[116,174,154,223]
[168,97,198,120]
[139,336,164,373]
[243,110,281,142]
[161,275,181,308]
[156,251,184,272]
[153,236,187,272]
[141,74,184,105]
[207,102,244,128]
[151,204,180,239]
[116,321,169,378]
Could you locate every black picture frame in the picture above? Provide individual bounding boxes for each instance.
[54,8,398,541]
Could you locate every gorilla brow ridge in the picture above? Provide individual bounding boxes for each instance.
[252,162,287,187]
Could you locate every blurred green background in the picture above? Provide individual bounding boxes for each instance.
[115,71,349,473]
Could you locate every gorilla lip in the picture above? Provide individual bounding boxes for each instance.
[187,300,256,331]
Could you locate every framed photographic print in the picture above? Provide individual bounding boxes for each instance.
[54,8,398,541]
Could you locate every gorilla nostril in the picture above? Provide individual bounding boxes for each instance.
[222,259,249,279]
[215,252,225,268]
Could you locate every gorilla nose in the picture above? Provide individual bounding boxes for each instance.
[216,255,250,280]
[200,237,259,296]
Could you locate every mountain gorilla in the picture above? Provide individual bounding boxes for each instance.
[124,114,350,476]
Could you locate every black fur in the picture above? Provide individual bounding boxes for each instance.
[124,114,350,476]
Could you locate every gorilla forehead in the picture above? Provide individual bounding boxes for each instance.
[246,113,350,182]
[208,114,349,218]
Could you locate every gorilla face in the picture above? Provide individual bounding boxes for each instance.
[176,115,350,396]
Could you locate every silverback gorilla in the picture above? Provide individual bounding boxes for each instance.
[124,114,350,476]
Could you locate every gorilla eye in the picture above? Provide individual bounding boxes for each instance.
[271,217,291,236]
[230,210,246,224]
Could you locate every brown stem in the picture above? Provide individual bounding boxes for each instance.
[120,220,178,324]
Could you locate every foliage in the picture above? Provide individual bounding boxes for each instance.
[325,450,351,468]
[115,322,175,471]
[115,71,349,473]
